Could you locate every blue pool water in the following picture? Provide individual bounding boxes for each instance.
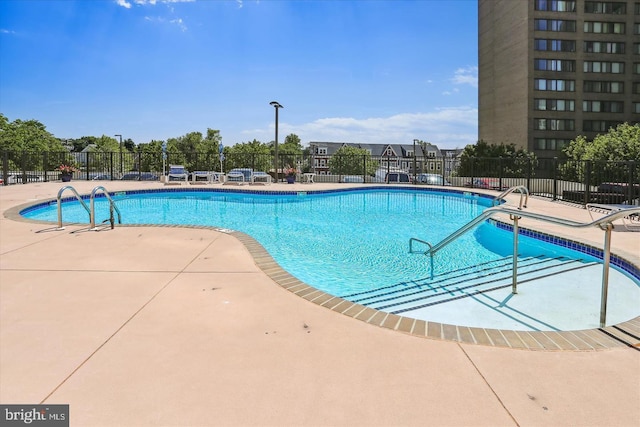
[22,187,625,299]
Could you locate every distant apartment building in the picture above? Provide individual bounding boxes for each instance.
[308,142,443,175]
[478,0,640,158]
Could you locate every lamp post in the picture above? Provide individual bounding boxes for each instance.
[269,101,283,181]
[413,138,419,184]
[115,134,123,175]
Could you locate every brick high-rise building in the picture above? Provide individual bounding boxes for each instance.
[479,0,639,157]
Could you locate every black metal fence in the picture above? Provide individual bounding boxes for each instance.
[2,150,638,206]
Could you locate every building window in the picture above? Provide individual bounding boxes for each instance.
[534,119,575,131]
[636,2,640,14]
[584,2,627,14]
[633,103,640,113]
[635,23,640,34]
[582,100,624,112]
[583,80,624,93]
[583,120,623,132]
[535,79,576,91]
[534,138,571,150]
[535,39,576,52]
[584,41,625,53]
[635,43,640,54]
[583,61,625,73]
[634,63,640,73]
[584,21,625,33]
[536,1,577,11]
[633,82,640,94]
[535,19,577,32]
[535,59,576,71]
[316,147,327,155]
[534,99,575,111]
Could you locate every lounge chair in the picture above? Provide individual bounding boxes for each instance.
[251,171,272,185]
[167,165,188,182]
[586,203,640,231]
[191,171,221,184]
[224,171,246,185]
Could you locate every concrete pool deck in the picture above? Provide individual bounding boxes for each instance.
[1,180,639,426]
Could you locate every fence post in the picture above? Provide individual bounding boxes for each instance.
[627,161,635,204]
[470,157,475,185]
[20,151,27,184]
[85,152,90,180]
[552,157,558,201]
[585,160,592,204]
[43,152,49,182]
[526,156,532,191]
[2,151,8,185]
[362,155,366,184]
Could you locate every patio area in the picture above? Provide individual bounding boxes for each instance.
[1,180,639,426]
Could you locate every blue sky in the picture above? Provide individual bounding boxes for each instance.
[0,0,478,149]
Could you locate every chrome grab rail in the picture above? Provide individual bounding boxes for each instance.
[57,185,122,231]
[492,185,529,210]
[420,204,640,327]
[409,238,434,279]
[90,186,122,230]
[57,186,91,229]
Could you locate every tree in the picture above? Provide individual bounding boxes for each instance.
[277,133,304,171]
[563,122,640,162]
[0,114,65,153]
[328,145,377,176]
[226,139,271,172]
[458,140,537,177]
[560,122,640,185]
[82,135,127,173]
[0,114,66,170]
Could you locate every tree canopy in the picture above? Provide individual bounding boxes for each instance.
[458,140,537,177]
[563,122,640,161]
[328,145,377,176]
[559,123,640,184]
[0,113,65,153]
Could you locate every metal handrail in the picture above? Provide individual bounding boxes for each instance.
[428,205,639,256]
[492,185,529,210]
[90,186,122,230]
[57,186,91,229]
[422,204,640,327]
[409,237,434,279]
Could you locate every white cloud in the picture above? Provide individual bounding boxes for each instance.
[116,0,195,8]
[170,18,187,32]
[451,66,478,88]
[246,107,478,149]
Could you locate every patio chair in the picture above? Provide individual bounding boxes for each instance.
[167,165,188,182]
[250,171,272,185]
[224,171,246,185]
[586,203,640,231]
[191,171,221,184]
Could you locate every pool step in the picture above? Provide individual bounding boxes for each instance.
[345,256,599,314]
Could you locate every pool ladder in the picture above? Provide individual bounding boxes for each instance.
[409,185,640,327]
[57,185,122,230]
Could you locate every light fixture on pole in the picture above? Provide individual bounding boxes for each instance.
[115,134,123,175]
[269,101,283,181]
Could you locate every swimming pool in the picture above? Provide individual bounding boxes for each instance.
[22,187,640,331]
